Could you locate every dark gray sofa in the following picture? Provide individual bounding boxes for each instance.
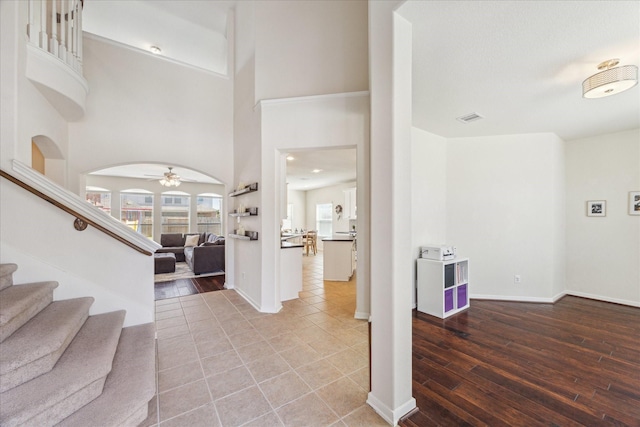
[156,233,225,274]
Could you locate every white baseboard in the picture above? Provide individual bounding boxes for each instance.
[233,287,261,312]
[471,292,639,308]
[564,290,640,308]
[471,294,556,303]
[354,311,370,320]
[366,393,416,426]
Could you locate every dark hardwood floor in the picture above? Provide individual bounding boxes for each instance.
[154,275,225,300]
[401,296,640,427]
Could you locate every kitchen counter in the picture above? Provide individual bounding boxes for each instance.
[281,242,304,248]
[322,236,355,241]
[322,237,356,281]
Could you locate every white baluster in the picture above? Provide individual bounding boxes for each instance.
[70,0,77,70]
[50,0,58,55]
[59,0,67,61]
[39,0,48,50]
[77,0,83,71]
[27,0,34,43]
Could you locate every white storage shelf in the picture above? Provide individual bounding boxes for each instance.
[417,257,469,318]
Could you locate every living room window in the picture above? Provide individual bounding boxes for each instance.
[85,187,111,215]
[120,190,153,238]
[161,191,190,235]
[316,203,333,238]
[197,194,222,235]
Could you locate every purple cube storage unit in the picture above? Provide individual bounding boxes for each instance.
[417,257,470,319]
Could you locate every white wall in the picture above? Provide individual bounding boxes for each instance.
[566,129,640,306]
[411,128,448,306]
[261,93,369,314]
[254,0,368,102]
[67,35,234,194]
[446,133,566,301]
[1,1,68,184]
[0,180,153,326]
[230,0,262,310]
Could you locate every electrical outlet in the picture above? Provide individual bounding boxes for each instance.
[514,275,522,284]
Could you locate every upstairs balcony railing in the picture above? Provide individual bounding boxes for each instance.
[27,0,84,74]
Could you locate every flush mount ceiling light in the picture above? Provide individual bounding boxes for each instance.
[149,46,162,54]
[159,167,181,187]
[582,59,638,99]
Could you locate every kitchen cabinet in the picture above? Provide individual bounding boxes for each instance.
[343,188,357,219]
[323,237,355,281]
[280,245,303,301]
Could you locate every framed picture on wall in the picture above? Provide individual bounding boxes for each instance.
[629,191,640,215]
[586,200,606,217]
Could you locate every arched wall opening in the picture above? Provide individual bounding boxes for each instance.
[82,162,228,244]
[31,134,66,186]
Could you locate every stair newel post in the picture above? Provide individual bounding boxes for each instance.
[50,0,58,56]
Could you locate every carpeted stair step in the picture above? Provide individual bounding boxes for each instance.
[58,322,157,427]
[0,297,94,393]
[0,263,18,291]
[0,281,58,343]
[0,310,125,427]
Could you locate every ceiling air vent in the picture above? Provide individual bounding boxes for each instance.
[456,112,484,124]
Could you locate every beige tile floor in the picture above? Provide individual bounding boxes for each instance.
[142,252,388,427]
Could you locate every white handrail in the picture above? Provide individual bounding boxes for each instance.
[27,0,83,74]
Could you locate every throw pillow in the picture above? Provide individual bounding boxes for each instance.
[213,238,225,245]
[185,234,200,247]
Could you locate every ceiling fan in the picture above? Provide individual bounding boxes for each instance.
[143,166,185,187]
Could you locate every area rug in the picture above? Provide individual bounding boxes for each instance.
[154,262,225,283]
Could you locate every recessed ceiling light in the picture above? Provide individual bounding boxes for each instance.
[286,156,295,161]
[150,46,162,54]
[312,169,322,173]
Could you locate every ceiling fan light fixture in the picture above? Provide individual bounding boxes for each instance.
[159,167,181,187]
[582,59,638,99]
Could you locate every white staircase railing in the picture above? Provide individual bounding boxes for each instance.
[26,0,83,74]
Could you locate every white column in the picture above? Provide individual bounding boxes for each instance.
[50,0,58,55]
[367,1,416,425]
[190,194,198,233]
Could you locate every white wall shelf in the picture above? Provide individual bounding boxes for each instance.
[229,207,258,217]
[229,230,259,241]
[417,257,469,318]
[229,182,258,197]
